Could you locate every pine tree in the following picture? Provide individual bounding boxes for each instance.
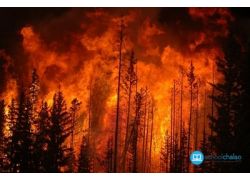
[160,130,170,172]
[5,99,18,172]
[29,69,40,109]
[34,102,51,172]
[122,50,137,172]
[186,60,195,172]
[47,90,71,172]
[0,100,5,172]
[10,89,34,172]
[69,98,81,172]
[29,69,40,131]
[236,39,250,172]
[78,135,91,173]
[209,35,242,172]
[114,19,125,173]
[129,89,144,173]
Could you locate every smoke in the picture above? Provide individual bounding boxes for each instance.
[0,8,236,169]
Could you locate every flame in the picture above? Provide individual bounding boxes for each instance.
[1,8,234,172]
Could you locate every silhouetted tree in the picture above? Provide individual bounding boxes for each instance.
[29,69,40,130]
[236,39,250,172]
[114,19,125,173]
[122,50,137,172]
[34,101,51,172]
[47,90,71,172]
[0,100,5,172]
[68,98,81,172]
[10,89,34,172]
[209,35,243,172]
[186,59,195,172]
[160,130,170,172]
[129,89,144,173]
[78,134,91,173]
[5,99,17,172]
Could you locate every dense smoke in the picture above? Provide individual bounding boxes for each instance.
[0,8,237,171]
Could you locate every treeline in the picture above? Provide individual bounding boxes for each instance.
[0,69,89,172]
[0,21,157,173]
[160,34,250,172]
[1,22,250,173]
[111,22,156,173]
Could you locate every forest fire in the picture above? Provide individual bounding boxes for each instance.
[1,8,250,173]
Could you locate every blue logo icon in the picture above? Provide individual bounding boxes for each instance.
[190,150,204,165]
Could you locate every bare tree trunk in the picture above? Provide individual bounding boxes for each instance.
[142,91,147,172]
[144,101,150,172]
[148,104,154,173]
[170,87,173,172]
[179,70,184,172]
[203,88,207,145]
[88,76,93,172]
[195,81,199,150]
[187,59,195,172]
[173,81,176,172]
[210,60,215,171]
[122,57,133,172]
[114,20,124,173]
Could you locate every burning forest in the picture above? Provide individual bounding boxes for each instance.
[0,8,250,173]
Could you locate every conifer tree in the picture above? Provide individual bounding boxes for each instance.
[10,89,34,172]
[5,99,18,172]
[78,135,91,173]
[34,102,51,172]
[47,90,71,172]
[0,100,5,172]
[209,35,242,172]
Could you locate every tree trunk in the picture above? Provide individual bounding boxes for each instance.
[114,20,124,173]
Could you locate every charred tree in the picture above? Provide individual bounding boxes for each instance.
[179,67,184,172]
[187,59,195,172]
[0,100,5,172]
[10,89,34,172]
[209,35,243,172]
[114,19,124,173]
[122,50,137,172]
[34,102,51,172]
[78,134,91,173]
[194,79,200,150]
[47,90,71,172]
[69,98,81,172]
[148,100,154,173]
[160,130,170,172]
[5,99,18,172]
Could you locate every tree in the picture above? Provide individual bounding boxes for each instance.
[78,134,91,173]
[5,99,17,172]
[160,130,170,172]
[236,39,250,172]
[47,90,71,172]
[34,101,51,172]
[186,59,195,172]
[179,67,184,172]
[69,98,81,172]
[29,69,40,131]
[10,89,34,172]
[29,69,40,108]
[0,100,5,172]
[122,50,137,172]
[114,19,125,173]
[129,89,145,173]
[209,35,242,172]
